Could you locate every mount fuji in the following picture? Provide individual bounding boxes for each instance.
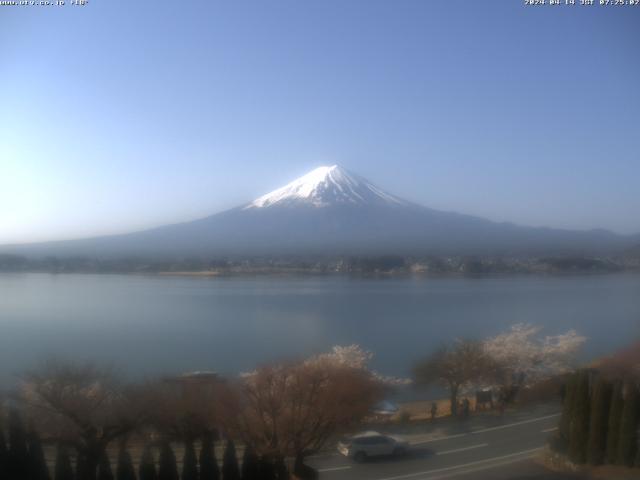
[3,165,637,258]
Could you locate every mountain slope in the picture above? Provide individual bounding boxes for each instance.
[2,165,638,258]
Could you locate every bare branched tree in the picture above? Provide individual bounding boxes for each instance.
[21,360,148,480]
[143,373,222,442]
[220,359,382,468]
[414,340,492,416]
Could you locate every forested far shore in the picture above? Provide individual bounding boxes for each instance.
[1,253,639,276]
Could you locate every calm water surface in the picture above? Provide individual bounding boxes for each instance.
[1,273,639,385]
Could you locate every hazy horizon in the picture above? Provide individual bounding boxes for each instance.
[2,1,639,244]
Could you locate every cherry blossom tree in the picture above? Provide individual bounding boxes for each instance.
[483,323,586,395]
[305,344,411,386]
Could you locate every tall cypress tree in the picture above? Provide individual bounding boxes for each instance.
[198,434,219,480]
[587,376,612,465]
[616,384,640,467]
[54,445,74,480]
[240,446,259,480]
[257,456,275,480]
[139,445,157,480]
[272,456,288,480]
[28,430,51,480]
[606,380,624,464]
[568,370,590,464]
[221,440,240,480]
[182,440,198,480]
[1,427,8,480]
[8,409,30,480]
[558,374,577,452]
[157,442,178,480]
[97,452,114,480]
[115,446,136,480]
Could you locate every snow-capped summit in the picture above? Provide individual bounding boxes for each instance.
[244,165,409,209]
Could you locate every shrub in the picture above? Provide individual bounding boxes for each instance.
[398,410,412,423]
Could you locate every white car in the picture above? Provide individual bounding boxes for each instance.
[337,431,409,462]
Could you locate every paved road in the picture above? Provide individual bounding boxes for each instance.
[308,404,566,480]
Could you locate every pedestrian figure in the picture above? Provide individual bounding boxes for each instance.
[497,388,506,416]
[430,402,437,422]
[462,398,470,419]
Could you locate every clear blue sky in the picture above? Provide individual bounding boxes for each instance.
[1,0,639,243]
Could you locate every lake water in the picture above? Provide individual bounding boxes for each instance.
[1,273,639,386]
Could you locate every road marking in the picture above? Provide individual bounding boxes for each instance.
[436,443,488,456]
[317,465,352,473]
[374,447,543,480]
[419,452,543,480]
[471,413,561,434]
[412,412,560,446]
[542,427,558,433]
[412,433,468,445]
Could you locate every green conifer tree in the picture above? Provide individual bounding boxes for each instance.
[157,442,178,480]
[272,456,287,480]
[8,409,30,480]
[606,380,624,464]
[116,446,136,480]
[568,370,590,464]
[0,427,8,480]
[587,376,612,465]
[97,452,114,480]
[28,431,51,480]
[558,374,577,452]
[139,445,157,480]
[616,384,640,467]
[240,446,259,480]
[257,456,275,480]
[198,434,219,480]
[54,445,74,480]
[182,441,198,480]
[221,440,240,480]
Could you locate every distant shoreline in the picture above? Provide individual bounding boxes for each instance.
[3,269,639,279]
[2,252,639,277]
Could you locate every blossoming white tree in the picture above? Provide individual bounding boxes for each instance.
[483,323,586,391]
[305,344,411,386]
